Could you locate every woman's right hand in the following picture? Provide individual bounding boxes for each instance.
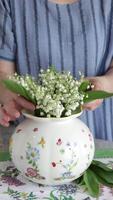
[0,91,35,127]
[0,60,35,127]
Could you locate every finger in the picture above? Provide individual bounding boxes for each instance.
[16,96,35,111]
[0,108,10,126]
[0,119,10,127]
[83,99,103,111]
[3,101,21,118]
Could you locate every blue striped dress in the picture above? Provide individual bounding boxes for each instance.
[0,0,113,140]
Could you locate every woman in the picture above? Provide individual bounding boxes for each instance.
[0,0,113,140]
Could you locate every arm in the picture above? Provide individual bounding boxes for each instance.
[0,60,35,127]
[103,60,113,93]
[0,60,16,103]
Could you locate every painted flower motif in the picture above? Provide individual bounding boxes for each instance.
[26,143,40,162]
[81,129,85,132]
[62,171,72,178]
[89,133,92,141]
[60,149,65,154]
[66,142,71,146]
[51,162,56,167]
[20,155,24,160]
[16,129,22,133]
[26,168,38,177]
[38,137,46,148]
[56,138,62,145]
[33,128,38,132]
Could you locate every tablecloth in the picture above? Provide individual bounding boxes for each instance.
[0,150,113,200]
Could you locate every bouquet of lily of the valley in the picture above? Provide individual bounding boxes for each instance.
[3,66,113,118]
[3,66,113,198]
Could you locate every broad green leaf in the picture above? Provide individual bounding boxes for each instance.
[84,90,113,103]
[94,172,113,187]
[3,79,36,104]
[79,80,91,92]
[61,196,75,200]
[91,165,113,184]
[83,168,100,197]
[75,176,86,187]
[92,160,113,172]
[28,160,32,164]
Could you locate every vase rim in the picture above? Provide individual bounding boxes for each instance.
[23,111,83,122]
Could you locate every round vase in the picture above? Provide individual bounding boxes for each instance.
[9,112,95,185]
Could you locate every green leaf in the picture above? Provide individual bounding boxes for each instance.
[28,160,32,164]
[79,80,91,92]
[90,165,113,184]
[3,79,36,104]
[32,162,36,167]
[92,160,113,172]
[75,177,85,186]
[84,90,113,103]
[83,168,100,197]
[94,172,113,187]
[50,191,59,200]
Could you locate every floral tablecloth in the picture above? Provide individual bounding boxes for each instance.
[0,150,113,200]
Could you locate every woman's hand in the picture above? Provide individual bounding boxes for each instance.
[0,90,35,127]
[0,60,35,127]
[83,76,107,111]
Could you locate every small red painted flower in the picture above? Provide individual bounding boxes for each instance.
[56,138,62,145]
[16,129,22,133]
[33,128,38,132]
[26,168,38,177]
[51,162,56,167]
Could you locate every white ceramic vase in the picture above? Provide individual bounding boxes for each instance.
[9,112,95,185]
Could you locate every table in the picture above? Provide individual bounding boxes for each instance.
[0,125,113,199]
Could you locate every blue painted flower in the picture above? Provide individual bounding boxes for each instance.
[66,142,71,146]
[62,171,72,178]
[26,143,40,162]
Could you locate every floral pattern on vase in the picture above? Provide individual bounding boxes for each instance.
[10,113,95,185]
[25,142,45,180]
[51,141,79,181]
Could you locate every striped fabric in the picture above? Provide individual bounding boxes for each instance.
[0,0,113,140]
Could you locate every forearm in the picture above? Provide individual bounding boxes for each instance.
[0,60,16,104]
[102,60,113,93]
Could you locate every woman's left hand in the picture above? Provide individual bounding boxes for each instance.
[83,76,107,111]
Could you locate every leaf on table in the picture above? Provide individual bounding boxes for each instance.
[83,168,100,197]
[92,160,113,172]
[90,164,113,184]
